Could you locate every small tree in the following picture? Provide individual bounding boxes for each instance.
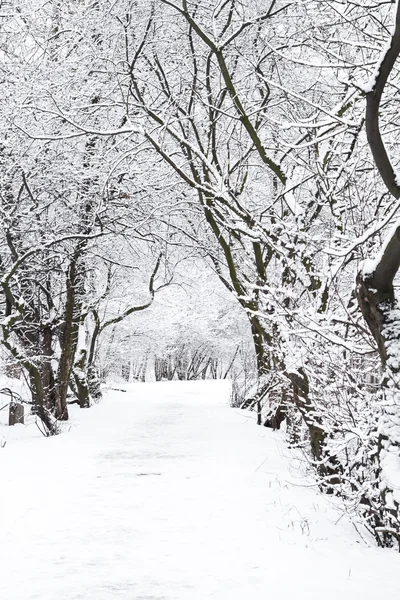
[355,2,400,547]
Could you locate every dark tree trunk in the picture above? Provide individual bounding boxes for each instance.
[264,396,286,430]
[8,402,24,426]
[56,249,86,420]
[287,369,341,491]
[42,324,58,413]
[240,314,275,411]
[72,350,91,409]
[28,370,58,435]
[71,349,102,408]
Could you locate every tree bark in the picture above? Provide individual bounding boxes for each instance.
[8,402,24,426]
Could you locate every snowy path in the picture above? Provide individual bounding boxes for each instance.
[0,380,399,599]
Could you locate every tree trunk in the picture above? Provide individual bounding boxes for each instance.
[56,250,86,420]
[357,269,400,543]
[287,369,341,491]
[8,402,24,426]
[264,396,286,430]
[240,314,275,411]
[355,2,400,546]
[28,370,58,435]
[42,324,58,413]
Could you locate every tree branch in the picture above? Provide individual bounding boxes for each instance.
[100,253,163,331]
[365,3,400,200]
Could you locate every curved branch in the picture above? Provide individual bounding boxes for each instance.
[100,253,163,332]
[366,3,400,199]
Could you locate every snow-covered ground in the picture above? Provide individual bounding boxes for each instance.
[0,380,399,599]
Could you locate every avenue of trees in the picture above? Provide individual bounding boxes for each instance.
[1,0,400,548]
